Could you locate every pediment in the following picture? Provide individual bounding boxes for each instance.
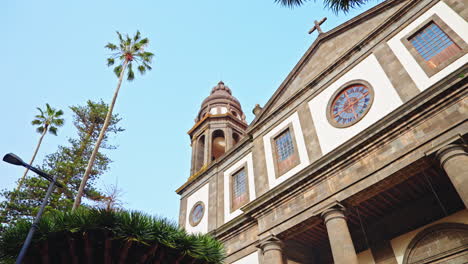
[251,0,409,128]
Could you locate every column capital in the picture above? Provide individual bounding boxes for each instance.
[435,144,467,168]
[321,205,347,225]
[258,235,283,253]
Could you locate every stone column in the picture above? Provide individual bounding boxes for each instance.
[190,138,197,175]
[436,144,468,208]
[259,236,284,264]
[322,206,358,264]
[225,127,233,151]
[204,130,211,165]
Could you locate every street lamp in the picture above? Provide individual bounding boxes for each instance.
[3,153,63,264]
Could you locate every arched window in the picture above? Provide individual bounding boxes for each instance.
[212,130,225,160]
[233,133,240,146]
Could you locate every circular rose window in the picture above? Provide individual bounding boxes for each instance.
[327,82,374,128]
[189,201,205,227]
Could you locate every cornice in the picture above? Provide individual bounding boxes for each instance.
[187,112,248,137]
[176,134,254,194]
[240,66,467,220]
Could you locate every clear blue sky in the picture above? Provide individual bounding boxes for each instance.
[1,0,379,221]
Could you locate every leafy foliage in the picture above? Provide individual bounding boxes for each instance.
[275,0,371,13]
[0,100,123,226]
[106,30,154,81]
[0,209,225,263]
[32,103,64,135]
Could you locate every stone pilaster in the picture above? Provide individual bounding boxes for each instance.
[190,138,197,175]
[436,144,468,208]
[322,206,358,264]
[204,130,211,165]
[225,127,233,150]
[259,236,284,264]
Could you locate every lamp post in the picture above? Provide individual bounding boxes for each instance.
[3,153,63,264]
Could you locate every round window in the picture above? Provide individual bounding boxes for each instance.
[189,201,205,227]
[327,81,374,128]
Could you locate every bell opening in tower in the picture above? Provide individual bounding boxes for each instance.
[212,130,226,161]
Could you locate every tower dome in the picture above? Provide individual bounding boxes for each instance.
[195,81,246,123]
[188,81,248,176]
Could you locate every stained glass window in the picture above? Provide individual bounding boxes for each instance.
[409,22,461,68]
[275,130,295,161]
[330,84,372,127]
[232,169,248,210]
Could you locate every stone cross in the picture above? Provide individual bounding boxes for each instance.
[308,17,327,34]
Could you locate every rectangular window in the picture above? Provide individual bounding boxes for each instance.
[273,127,299,177]
[409,22,460,69]
[401,15,467,77]
[231,168,248,211]
[275,129,295,161]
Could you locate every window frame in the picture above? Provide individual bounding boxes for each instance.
[401,14,467,77]
[270,125,300,178]
[229,164,250,213]
[326,80,375,129]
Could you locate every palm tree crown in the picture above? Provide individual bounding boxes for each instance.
[105,31,154,81]
[275,0,368,13]
[31,103,64,136]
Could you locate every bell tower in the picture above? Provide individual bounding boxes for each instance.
[188,81,247,176]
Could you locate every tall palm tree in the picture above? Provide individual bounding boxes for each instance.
[14,104,64,197]
[276,0,368,13]
[72,31,154,210]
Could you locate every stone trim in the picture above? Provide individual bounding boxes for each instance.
[270,124,300,178]
[374,42,420,103]
[325,79,375,128]
[188,201,205,227]
[400,14,468,77]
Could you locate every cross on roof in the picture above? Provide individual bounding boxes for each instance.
[308,17,327,35]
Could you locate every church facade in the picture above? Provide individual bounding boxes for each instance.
[176,0,468,263]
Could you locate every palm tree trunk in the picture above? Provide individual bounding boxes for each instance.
[15,127,48,197]
[1,127,48,221]
[72,61,128,210]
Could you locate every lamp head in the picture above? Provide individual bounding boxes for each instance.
[3,153,26,166]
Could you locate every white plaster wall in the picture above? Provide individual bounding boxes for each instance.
[185,183,210,234]
[390,209,468,264]
[387,1,468,91]
[263,112,310,189]
[308,54,403,155]
[223,153,256,222]
[231,251,259,264]
[358,249,376,264]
